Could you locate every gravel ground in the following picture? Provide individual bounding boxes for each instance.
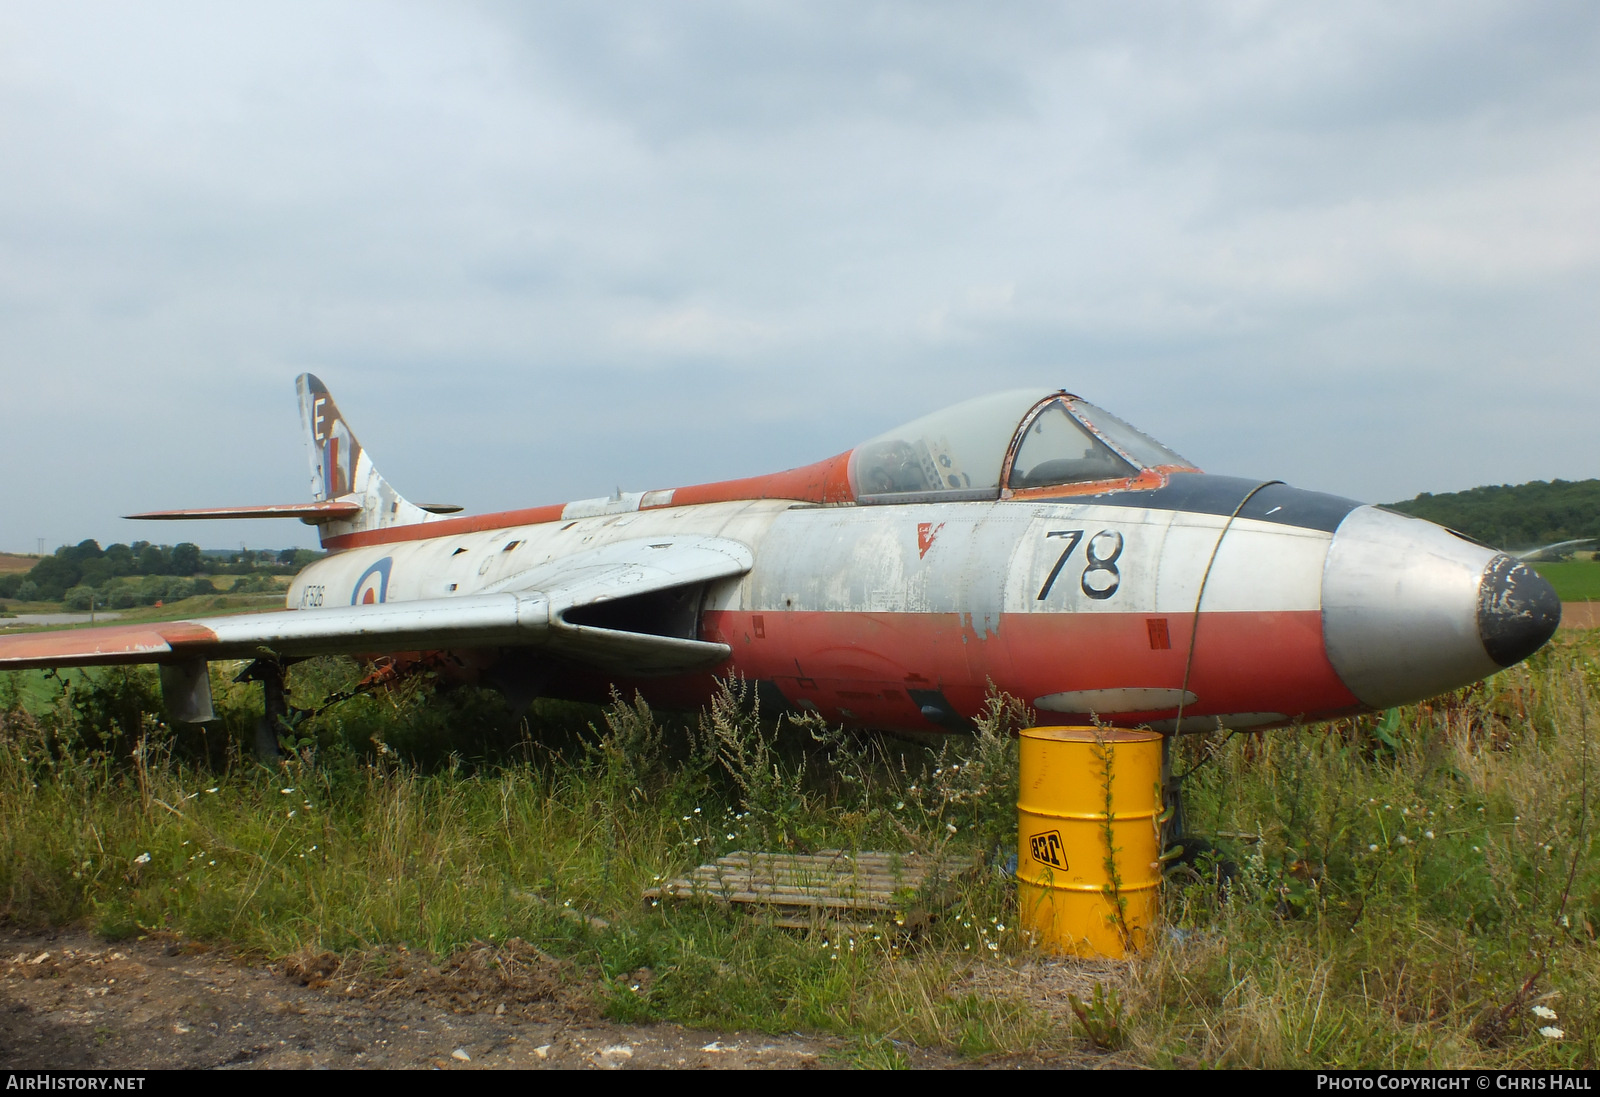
[0,927,1089,1070]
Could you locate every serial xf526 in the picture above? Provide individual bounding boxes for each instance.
[0,378,1561,737]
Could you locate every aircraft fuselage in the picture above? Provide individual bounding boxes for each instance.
[287,472,1544,733]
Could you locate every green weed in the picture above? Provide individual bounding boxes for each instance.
[2,636,1599,1067]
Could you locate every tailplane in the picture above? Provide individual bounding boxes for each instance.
[127,375,459,547]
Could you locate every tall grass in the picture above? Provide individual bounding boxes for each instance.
[1,638,1597,1066]
[1132,642,1600,1068]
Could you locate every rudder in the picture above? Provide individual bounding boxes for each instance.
[296,374,443,546]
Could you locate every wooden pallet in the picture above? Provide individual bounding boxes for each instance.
[643,850,970,930]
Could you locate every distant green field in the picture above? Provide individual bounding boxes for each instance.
[1531,559,1600,601]
[0,591,284,631]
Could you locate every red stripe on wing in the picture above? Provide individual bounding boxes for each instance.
[0,621,220,669]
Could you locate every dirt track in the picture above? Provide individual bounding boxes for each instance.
[0,927,1089,1070]
[1560,602,1600,630]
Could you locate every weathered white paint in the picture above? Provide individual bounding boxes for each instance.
[288,497,1335,631]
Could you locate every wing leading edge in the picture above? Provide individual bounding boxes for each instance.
[0,535,753,678]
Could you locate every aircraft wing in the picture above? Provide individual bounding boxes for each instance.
[0,535,752,677]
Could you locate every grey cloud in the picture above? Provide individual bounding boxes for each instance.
[1,1,1597,553]
[479,1,1037,139]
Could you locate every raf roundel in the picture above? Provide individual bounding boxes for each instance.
[351,558,393,605]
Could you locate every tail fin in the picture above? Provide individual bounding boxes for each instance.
[296,374,457,546]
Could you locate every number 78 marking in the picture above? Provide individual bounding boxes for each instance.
[1036,529,1084,600]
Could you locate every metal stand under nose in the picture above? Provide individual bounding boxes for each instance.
[1161,732,1186,844]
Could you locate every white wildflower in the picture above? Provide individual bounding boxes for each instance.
[1369,844,1379,852]
[132,852,151,865]
[1539,1026,1564,1039]
[1532,1005,1558,1020]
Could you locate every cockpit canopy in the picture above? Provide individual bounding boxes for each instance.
[846,389,1195,503]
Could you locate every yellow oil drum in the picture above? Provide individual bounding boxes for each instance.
[1016,726,1163,958]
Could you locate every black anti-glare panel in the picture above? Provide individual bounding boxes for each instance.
[1075,473,1362,533]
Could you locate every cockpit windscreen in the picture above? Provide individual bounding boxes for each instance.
[1068,398,1192,470]
[1009,402,1136,489]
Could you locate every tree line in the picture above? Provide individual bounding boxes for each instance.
[1386,478,1600,551]
[0,540,323,607]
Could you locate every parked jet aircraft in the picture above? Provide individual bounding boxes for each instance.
[0,376,1562,739]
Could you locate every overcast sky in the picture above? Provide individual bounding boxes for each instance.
[3,1,1597,553]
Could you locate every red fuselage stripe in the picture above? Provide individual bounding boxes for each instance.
[320,453,855,551]
[692,607,1358,728]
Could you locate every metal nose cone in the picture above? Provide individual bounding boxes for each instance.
[1323,506,1502,710]
[1477,555,1561,667]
